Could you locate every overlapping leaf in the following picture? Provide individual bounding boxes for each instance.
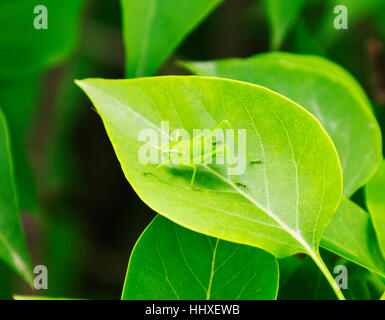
[122,216,278,300]
[322,198,385,277]
[366,161,385,257]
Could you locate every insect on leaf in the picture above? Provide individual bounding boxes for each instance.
[180,52,382,197]
[76,76,343,292]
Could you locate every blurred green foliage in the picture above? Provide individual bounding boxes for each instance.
[0,109,32,285]
[0,0,384,300]
[120,0,223,78]
[0,0,84,78]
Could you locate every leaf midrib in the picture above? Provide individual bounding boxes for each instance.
[203,164,312,253]
[206,238,218,300]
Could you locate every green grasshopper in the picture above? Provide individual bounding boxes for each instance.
[144,120,262,189]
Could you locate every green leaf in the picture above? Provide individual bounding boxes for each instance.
[264,0,306,50]
[0,76,40,212]
[120,0,223,78]
[180,52,382,197]
[0,108,32,285]
[322,198,385,278]
[0,0,85,78]
[366,160,385,257]
[76,75,343,292]
[122,215,278,300]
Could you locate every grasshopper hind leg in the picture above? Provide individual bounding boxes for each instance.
[183,164,198,190]
[144,163,167,175]
[221,144,247,187]
[145,163,199,190]
[232,174,247,188]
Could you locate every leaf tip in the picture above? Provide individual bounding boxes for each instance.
[73,78,85,88]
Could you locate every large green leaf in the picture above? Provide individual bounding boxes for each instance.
[120,0,223,78]
[122,215,278,300]
[0,0,84,78]
[366,160,385,257]
[0,108,32,285]
[264,0,306,50]
[322,198,385,278]
[76,76,342,270]
[180,53,382,197]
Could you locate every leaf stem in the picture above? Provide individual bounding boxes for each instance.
[309,252,346,300]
